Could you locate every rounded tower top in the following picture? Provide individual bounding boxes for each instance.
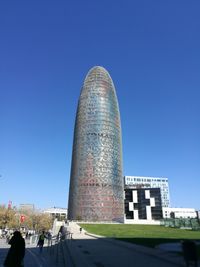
[90,65,108,71]
[86,65,110,75]
[83,66,113,88]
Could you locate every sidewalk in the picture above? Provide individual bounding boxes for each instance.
[0,238,58,267]
[1,225,195,267]
[0,239,9,267]
[63,222,186,267]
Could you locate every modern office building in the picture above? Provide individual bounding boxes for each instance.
[125,188,163,221]
[124,176,170,207]
[68,66,124,222]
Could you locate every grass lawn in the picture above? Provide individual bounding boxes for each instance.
[79,224,200,248]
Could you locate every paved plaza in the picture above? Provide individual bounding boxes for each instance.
[0,239,57,267]
[0,224,197,267]
[64,222,187,267]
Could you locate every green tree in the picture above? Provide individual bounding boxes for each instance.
[0,205,53,231]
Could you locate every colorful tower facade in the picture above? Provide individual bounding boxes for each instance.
[68,66,124,221]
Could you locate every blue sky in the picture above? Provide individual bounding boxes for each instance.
[0,1,199,210]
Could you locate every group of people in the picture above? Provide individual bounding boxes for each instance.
[3,230,49,267]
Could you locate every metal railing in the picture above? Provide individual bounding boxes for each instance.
[50,231,73,246]
[48,230,74,267]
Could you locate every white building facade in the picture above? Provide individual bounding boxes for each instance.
[162,207,197,219]
[43,207,67,220]
[124,176,170,207]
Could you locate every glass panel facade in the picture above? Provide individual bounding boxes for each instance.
[125,188,162,220]
[124,176,170,207]
[68,66,124,221]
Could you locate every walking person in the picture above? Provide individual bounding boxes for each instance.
[47,231,52,246]
[4,231,25,267]
[37,231,46,253]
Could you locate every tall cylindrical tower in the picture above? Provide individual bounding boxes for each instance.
[68,66,124,221]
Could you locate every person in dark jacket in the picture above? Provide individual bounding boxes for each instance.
[37,231,46,253]
[182,240,198,267]
[4,231,25,267]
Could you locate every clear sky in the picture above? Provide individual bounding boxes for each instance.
[0,1,199,210]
